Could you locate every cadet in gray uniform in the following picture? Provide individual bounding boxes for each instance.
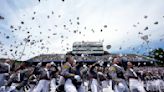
[61,56,78,92]
[125,62,146,92]
[33,63,52,92]
[109,57,129,92]
[0,59,11,87]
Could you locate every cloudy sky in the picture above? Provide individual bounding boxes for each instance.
[0,0,164,61]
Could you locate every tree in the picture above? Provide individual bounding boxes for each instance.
[148,48,164,66]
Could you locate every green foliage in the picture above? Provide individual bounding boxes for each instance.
[148,48,164,66]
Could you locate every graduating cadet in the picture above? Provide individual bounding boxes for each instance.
[50,62,59,92]
[33,63,52,92]
[89,63,98,92]
[125,62,146,92]
[0,59,11,87]
[109,57,129,92]
[61,56,85,92]
[60,56,77,92]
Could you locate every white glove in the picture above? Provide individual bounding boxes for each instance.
[74,75,81,81]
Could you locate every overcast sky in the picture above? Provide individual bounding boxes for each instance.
[0,0,164,61]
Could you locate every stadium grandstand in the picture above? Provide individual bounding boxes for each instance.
[26,41,158,66]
